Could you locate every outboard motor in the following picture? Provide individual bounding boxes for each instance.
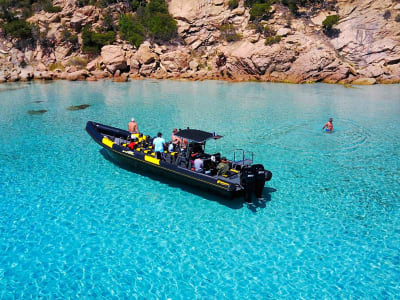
[265,170,272,182]
[252,164,267,199]
[241,166,255,203]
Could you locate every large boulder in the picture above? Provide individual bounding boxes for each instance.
[135,43,159,65]
[70,13,87,30]
[352,77,376,85]
[55,46,72,62]
[67,70,88,81]
[86,57,101,71]
[101,45,127,74]
[139,62,158,77]
[20,66,34,81]
[160,50,190,73]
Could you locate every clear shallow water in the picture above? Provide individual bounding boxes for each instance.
[0,80,399,298]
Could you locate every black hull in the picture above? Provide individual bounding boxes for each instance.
[86,121,272,200]
[104,147,239,198]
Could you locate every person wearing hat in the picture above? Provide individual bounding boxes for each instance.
[322,118,334,133]
[128,117,139,135]
[216,157,229,176]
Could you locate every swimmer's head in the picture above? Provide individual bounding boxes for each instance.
[329,118,333,122]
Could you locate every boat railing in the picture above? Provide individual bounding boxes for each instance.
[233,149,254,167]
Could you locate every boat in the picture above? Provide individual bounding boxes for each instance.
[86,121,272,202]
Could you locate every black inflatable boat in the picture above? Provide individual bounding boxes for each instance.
[86,121,272,202]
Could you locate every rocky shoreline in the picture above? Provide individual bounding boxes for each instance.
[1,0,400,85]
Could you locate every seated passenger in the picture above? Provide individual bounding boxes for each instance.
[216,157,229,176]
[194,156,204,173]
[153,132,165,160]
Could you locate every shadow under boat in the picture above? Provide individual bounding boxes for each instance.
[100,148,275,210]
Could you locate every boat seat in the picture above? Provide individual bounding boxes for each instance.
[211,153,221,163]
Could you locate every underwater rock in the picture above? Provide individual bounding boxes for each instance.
[27,109,47,115]
[66,104,91,111]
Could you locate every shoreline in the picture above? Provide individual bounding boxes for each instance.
[1,71,399,86]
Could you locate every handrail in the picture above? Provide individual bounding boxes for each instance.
[233,149,254,166]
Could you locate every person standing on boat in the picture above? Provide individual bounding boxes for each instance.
[322,118,334,133]
[128,118,139,135]
[153,132,165,160]
[171,128,181,151]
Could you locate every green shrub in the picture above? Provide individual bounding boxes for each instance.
[322,14,339,31]
[395,14,400,22]
[262,25,276,37]
[245,0,271,7]
[66,57,88,69]
[264,35,281,45]
[44,4,62,13]
[220,24,242,42]
[282,0,298,15]
[145,0,169,14]
[2,19,33,39]
[145,12,177,41]
[31,0,62,13]
[49,62,65,71]
[102,10,115,32]
[62,27,78,45]
[119,0,177,45]
[383,10,391,20]
[130,0,147,11]
[142,0,177,41]
[228,0,239,10]
[82,25,115,54]
[119,14,145,48]
[250,3,272,21]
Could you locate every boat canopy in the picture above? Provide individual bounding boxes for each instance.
[175,129,222,143]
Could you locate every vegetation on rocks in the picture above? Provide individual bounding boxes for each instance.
[220,24,242,42]
[261,25,276,37]
[119,0,177,47]
[49,62,65,71]
[119,14,145,48]
[264,35,281,45]
[62,27,79,47]
[1,19,33,39]
[322,14,339,36]
[383,10,391,20]
[228,0,239,10]
[249,2,273,22]
[0,0,398,85]
[66,57,88,69]
[82,25,116,54]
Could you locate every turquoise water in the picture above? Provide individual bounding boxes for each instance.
[0,80,399,298]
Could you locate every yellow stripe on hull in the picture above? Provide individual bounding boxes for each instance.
[102,137,114,148]
[145,155,160,165]
[217,180,229,186]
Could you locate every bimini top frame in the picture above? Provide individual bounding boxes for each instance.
[175,128,222,143]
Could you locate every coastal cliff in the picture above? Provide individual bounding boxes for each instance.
[0,0,399,84]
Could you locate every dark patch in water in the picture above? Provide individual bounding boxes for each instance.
[0,85,29,92]
[28,109,47,115]
[66,104,91,111]
[32,100,44,103]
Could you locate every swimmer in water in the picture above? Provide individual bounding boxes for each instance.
[322,118,334,132]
